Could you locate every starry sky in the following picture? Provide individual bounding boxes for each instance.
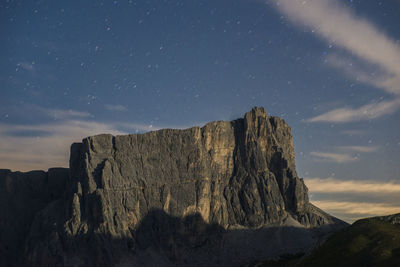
[1,0,400,222]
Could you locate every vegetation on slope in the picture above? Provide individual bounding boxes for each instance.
[252,213,400,267]
[298,214,400,267]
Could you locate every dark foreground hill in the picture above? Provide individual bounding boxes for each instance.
[298,213,400,267]
[253,213,400,267]
[0,107,347,266]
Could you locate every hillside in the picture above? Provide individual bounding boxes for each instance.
[298,213,400,267]
[253,213,400,267]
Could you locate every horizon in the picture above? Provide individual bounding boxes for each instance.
[1,0,400,223]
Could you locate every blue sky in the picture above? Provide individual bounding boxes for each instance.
[1,0,400,222]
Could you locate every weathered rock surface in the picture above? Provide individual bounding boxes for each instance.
[0,107,347,266]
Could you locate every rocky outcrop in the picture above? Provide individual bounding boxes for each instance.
[0,107,347,266]
[0,168,69,267]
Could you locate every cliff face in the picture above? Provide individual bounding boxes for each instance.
[67,107,326,230]
[1,107,347,266]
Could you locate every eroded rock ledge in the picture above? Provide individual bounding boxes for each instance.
[0,107,347,266]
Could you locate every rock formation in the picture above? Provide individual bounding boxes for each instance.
[0,168,69,266]
[0,107,347,266]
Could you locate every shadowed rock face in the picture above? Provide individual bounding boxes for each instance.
[0,107,347,266]
[0,168,69,267]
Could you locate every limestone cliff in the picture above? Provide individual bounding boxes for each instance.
[0,107,347,266]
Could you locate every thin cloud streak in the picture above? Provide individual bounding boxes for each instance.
[310,146,378,163]
[306,177,400,222]
[17,105,93,120]
[307,99,400,123]
[47,109,92,119]
[310,151,357,163]
[271,0,400,82]
[269,0,400,122]
[312,200,400,218]
[325,54,400,95]
[104,104,128,112]
[306,178,400,194]
[337,146,379,153]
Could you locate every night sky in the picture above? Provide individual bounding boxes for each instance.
[1,0,400,222]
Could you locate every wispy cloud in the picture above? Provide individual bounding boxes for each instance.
[306,177,400,194]
[307,99,400,123]
[311,200,400,221]
[337,146,379,153]
[310,151,357,163]
[310,145,378,163]
[46,109,92,119]
[104,104,128,112]
[14,105,93,120]
[269,0,400,122]
[305,177,400,222]
[325,53,400,95]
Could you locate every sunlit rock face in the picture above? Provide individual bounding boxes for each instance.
[0,107,347,266]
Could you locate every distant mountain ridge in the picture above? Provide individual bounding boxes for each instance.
[0,107,347,266]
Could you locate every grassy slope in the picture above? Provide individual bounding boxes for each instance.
[253,214,400,267]
[298,214,400,267]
